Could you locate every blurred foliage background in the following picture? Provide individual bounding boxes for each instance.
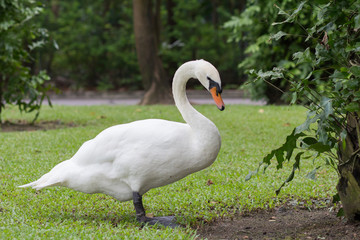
[3,0,356,106]
[32,0,245,92]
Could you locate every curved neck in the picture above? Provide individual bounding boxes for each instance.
[172,62,209,128]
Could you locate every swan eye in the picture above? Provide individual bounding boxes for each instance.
[207,77,222,95]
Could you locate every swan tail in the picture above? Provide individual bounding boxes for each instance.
[18,160,72,190]
[18,172,62,190]
[18,182,37,188]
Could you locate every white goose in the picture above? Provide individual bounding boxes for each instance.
[20,59,225,227]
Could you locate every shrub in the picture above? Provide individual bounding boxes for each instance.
[0,0,52,122]
[246,0,360,220]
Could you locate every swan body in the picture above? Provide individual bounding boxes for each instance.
[20,59,225,227]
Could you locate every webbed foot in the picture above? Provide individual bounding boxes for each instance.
[143,215,179,228]
[132,192,180,228]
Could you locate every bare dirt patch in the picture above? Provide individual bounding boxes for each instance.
[197,207,360,240]
[0,120,77,132]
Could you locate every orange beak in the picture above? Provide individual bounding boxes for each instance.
[210,87,225,111]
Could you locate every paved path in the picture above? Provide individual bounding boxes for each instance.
[47,90,265,106]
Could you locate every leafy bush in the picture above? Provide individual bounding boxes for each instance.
[245,0,360,219]
[224,0,316,103]
[0,0,52,122]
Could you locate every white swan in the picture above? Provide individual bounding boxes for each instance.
[19,59,225,227]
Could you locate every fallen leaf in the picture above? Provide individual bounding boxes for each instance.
[206,179,214,186]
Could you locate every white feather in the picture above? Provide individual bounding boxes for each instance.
[19,59,224,203]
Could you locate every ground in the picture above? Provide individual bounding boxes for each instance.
[3,121,360,240]
[197,206,360,240]
[0,119,76,132]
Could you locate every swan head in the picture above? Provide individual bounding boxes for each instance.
[194,60,225,111]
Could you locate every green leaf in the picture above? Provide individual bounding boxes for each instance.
[330,70,348,81]
[320,97,333,118]
[253,69,284,80]
[302,137,318,145]
[290,92,297,105]
[337,208,345,217]
[272,1,307,25]
[345,102,360,112]
[308,142,332,153]
[276,152,304,195]
[295,111,320,134]
[245,162,268,181]
[293,48,312,64]
[325,157,336,168]
[245,170,258,181]
[340,129,347,141]
[262,129,305,172]
[275,151,285,169]
[291,1,307,16]
[306,167,320,180]
[270,31,288,41]
[350,66,360,77]
[355,14,360,30]
[332,193,340,203]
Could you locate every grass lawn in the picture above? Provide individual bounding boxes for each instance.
[0,104,338,239]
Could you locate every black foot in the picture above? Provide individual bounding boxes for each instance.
[143,215,179,228]
[132,192,180,228]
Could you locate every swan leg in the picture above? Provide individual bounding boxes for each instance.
[132,192,179,228]
[132,191,147,222]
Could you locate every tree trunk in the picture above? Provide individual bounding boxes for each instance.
[337,112,360,221]
[211,0,219,28]
[132,0,173,105]
[165,0,179,74]
[166,0,176,43]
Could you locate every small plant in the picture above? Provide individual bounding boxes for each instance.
[246,0,360,220]
[224,0,316,104]
[0,0,52,122]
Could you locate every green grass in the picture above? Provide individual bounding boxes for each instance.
[0,104,338,239]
